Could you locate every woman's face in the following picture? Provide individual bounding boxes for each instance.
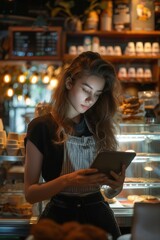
[66,75,105,119]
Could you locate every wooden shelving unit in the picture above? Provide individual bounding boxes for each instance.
[62,30,160,91]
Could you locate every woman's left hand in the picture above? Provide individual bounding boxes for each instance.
[106,164,126,190]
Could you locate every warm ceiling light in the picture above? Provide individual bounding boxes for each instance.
[4,74,11,83]
[25,93,31,105]
[25,97,31,105]
[54,67,62,76]
[18,73,26,83]
[30,73,38,84]
[17,95,23,101]
[42,74,50,84]
[6,88,14,97]
[50,78,58,89]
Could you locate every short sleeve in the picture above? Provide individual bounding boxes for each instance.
[25,115,52,154]
[24,113,64,181]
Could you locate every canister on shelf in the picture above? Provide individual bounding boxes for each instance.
[92,37,100,52]
[77,46,84,55]
[83,36,92,51]
[152,42,160,55]
[68,45,77,55]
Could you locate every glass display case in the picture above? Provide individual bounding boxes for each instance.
[108,123,160,227]
[0,123,160,237]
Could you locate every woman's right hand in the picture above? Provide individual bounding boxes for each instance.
[64,169,108,187]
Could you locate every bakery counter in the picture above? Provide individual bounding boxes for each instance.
[0,211,133,238]
[0,122,160,236]
[0,218,31,238]
[0,217,38,237]
[114,208,133,227]
[111,203,134,227]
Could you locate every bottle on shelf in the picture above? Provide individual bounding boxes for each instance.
[100,0,112,31]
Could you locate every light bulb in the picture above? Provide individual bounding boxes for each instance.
[17,95,23,101]
[42,74,50,84]
[30,74,38,84]
[18,74,26,83]
[7,88,14,97]
[50,78,58,88]
[25,97,31,105]
[4,74,11,83]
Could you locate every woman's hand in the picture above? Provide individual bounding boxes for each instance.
[64,168,109,187]
[106,164,126,190]
[64,165,126,189]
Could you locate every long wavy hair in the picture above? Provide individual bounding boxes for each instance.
[50,51,121,151]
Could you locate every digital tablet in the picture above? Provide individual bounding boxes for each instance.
[90,151,136,178]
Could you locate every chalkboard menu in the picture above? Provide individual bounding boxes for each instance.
[9,27,62,60]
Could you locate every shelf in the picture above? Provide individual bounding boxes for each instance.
[103,181,160,190]
[0,156,24,162]
[120,123,160,127]
[119,79,157,84]
[0,218,30,237]
[63,54,160,63]
[134,153,160,162]
[0,218,30,224]
[63,30,160,87]
[65,30,160,37]
[117,133,160,140]
[124,183,160,189]
[0,60,62,64]
[113,208,133,218]
[136,152,160,157]
[118,124,160,134]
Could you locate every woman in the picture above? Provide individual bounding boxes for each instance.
[24,51,125,240]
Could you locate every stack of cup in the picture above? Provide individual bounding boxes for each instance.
[144,42,152,55]
[118,67,127,80]
[152,42,159,55]
[125,42,135,55]
[0,130,6,155]
[128,67,136,80]
[136,68,144,82]
[99,46,106,55]
[114,46,122,56]
[106,46,114,55]
[19,133,26,156]
[6,132,20,156]
[144,68,152,81]
[136,42,144,55]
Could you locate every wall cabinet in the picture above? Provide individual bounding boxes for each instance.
[62,30,160,92]
[1,30,160,92]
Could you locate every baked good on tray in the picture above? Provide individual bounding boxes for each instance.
[127,194,160,204]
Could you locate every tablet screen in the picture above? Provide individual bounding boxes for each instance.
[90,151,136,178]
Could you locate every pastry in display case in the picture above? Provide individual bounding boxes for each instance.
[0,130,33,220]
[119,95,145,122]
[0,154,34,237]
[0,160,33,219]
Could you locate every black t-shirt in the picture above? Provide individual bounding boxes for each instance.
[25,113,92,182]
[25,113,64,182]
